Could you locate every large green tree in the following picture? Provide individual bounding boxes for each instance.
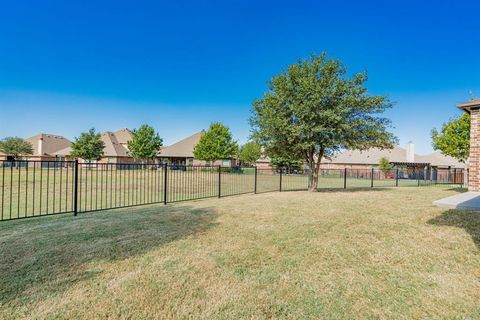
[251,53,397,191]
[431,113,470,162]
[127,125,163,163]
[70,128,105,161]
[238,141,261,166]
[193,122,238,164]
[0,137,33,160]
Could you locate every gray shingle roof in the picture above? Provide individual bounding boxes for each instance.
[325,146,465,168]
[52,130,132,157]
[159,132,203,158]
[26,133,72,156]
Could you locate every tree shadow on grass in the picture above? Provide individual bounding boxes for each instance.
[0,204,218,304]
[428,209,480,249]
[314,187,392,193]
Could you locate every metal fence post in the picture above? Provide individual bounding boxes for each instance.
[254,166,258,194]
[466,168,469,188]
[218,165,221,198]
[279,168,283,192]
[344,168,347,189]
[163,163,168,205]
[396,168,399,187]
[417,169,420,186]
[371,168,374,188]
[73,160,79,216]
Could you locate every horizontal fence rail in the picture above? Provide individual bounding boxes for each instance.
[0,160,466,221]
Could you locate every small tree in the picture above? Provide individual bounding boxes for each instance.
[378,157,393,175]
[193,122,238,165]
[431,113,470,162]
[70,128,105,162]
[0,137,33,163]
[251,53,397,191]
[238,141,261,166]
[127,125,163,164]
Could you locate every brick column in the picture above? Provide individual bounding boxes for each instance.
[458,99,480,191]
[469,108,480,191]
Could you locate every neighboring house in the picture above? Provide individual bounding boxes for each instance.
[320,142,465,170]
[256,142,465,171]
[255,155,272,170]
[158,132,236,167]
[26,133,72,161]
[54,128,141,165]
[0,133,72,166]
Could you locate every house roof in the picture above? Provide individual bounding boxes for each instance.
[159,132,203,158]
[52,129,133,157]
[457,99,480,112]
[256,155,271,163]
[26,133,72,156]
[325,146,465,168]
[113,128,133,145]
[101,131,130,157]
[52,146,72,156]
[416,152,466,168]
[325,146,410,165]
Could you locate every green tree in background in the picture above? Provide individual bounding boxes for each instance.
[270,156,303,168]
[127,125,163,164]
[0,137,33,160]
[193,122,238,164]
[431,113,470,162]
[238,141,261,166]
[378,157,393,174]
[251,53,397,191]
[70,128,105,162]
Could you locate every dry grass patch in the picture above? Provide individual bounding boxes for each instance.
[0,187,479,319]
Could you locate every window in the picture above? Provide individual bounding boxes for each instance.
[222,159,231,167]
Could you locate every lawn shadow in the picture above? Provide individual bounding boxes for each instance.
[437,186,468,193]
[314,187,392,193]
[0,204,218,304]
[428,209,480,249]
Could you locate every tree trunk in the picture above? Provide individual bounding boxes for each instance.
[307,149,324,192]
[308,168,318,192]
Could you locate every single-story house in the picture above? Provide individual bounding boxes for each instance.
[0,133,72,167]
[256,142,465,172]
[157,132,236,167]
[321,143,465,170]
[255,155,272,170]
[0,133,72,163]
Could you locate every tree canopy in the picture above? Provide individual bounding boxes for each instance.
[70,128,105,161]
[238,141,261,166]
[251,53,397,191]
[431,113,470,162]
[127,125,163,162]
[193,122,238,163]
[0,137,33,160]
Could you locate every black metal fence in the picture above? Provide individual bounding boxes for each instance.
[0,160,466,221]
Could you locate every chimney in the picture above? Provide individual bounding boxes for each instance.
[38,136,44,156]
[406,141,415,163]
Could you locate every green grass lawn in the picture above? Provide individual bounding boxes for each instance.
[1,187,479,319]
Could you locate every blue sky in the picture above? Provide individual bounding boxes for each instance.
[0,0,479,154]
